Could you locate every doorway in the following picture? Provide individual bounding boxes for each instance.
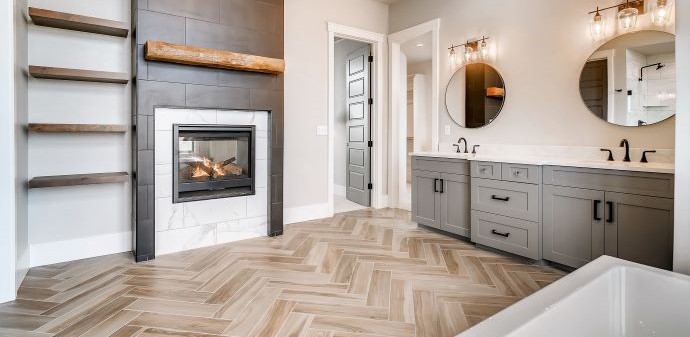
[389,19,441,211]
[334,38,372,213]
[327,23,385,216]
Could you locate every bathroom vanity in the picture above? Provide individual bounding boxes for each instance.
[411,152,675,270]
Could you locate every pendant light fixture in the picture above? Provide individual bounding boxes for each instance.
[618,0,639,30]
[589,7,606,40]
[448,36,490,67]
[651,0,673,26]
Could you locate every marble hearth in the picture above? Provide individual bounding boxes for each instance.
[154,108,268,255]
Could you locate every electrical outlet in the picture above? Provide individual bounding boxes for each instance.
[316,125,328,136]
[444,125,451,135]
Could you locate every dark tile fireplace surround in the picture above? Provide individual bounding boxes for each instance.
[132,0,285,262]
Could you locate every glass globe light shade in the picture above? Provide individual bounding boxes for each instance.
[651,0,673,26]
[590,11,606,40]
[464,45,473,63]
[617,7,638,30]
[479,40,489,60]
[449,48,457,69]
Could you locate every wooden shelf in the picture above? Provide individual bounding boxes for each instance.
[29,172,129,189]
[486,87,505,98]
[29,7,129,37]
[28,123,128,133]
[29,66,129,84]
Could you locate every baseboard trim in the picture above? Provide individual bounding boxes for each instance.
[30,231,132,267]
[334,184,346,197]
[284,203,331,224]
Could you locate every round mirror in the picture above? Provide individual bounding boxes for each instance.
[445,63,506,128]
[579,30,675,127]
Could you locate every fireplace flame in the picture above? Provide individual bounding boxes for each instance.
[191,165,210,178]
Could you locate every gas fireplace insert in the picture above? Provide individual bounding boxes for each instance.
[173,125,255,203]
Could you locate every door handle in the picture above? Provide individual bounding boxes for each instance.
[606,201,614,223]
[491,195,510,202]
[593,200,602,221]
[433,179,439,193]
[439,179,444,194]
[491,229,510,238]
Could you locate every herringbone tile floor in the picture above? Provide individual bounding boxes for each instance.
[0,209,567,337]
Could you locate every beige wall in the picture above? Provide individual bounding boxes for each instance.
[389,0,676,149]
[674,1,689,274]
[284,0,388,209]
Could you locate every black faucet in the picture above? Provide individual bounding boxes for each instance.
[641,150,656,163]
[600,149,614,161]
[472,145,480,154]
[620,139,631,162]
[454,138,468,153]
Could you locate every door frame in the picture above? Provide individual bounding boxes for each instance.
[389,18,441,210]
[327,23,386,215]
[588,49,615,123]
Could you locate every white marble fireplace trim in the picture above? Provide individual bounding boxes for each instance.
[153,108,269,256]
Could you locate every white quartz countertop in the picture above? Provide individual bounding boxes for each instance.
[411,151,675,174]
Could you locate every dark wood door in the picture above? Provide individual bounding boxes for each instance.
[346,46,372,207]
[580,59,608,119]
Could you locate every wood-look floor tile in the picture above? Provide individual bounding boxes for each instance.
[0,208,567,337]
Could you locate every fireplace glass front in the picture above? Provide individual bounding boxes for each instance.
[173,125,255,203]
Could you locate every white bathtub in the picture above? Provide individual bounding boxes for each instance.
[458,256,690,337]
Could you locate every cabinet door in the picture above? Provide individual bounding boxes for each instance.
[604,192,674,270]
[543,185,605,268]
[440,173,470,237]
[412,170,441,228]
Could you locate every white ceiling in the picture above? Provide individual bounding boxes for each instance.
[401,32,432,64]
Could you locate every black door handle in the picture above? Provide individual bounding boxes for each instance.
[491,195,510,202]
[606,201,614,223]
[439,179,444,194]
[433,179,439,193]
[491,229,510,238]
[593,200,602,221]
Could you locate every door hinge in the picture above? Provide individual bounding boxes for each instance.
[368,98,373,105]
[368,140,373,148]
[368,55,374,63]
[368,183,373,190]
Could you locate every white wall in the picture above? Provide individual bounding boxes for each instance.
[334,39,369,192]
[27,0,132,267]
[674,0,689,274]
[389,0,675,150]
[408,61,432,152]
[284,0,389,212]
[0,0,17,303]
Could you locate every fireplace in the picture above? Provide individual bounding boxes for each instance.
[173,125,255,203]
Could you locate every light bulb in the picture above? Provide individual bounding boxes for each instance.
[479,39,489,60]
[618,7,638,30]
[464,45,473,63]
[449,47,457,69]
[590,9,606,40]
[651,0,673,26]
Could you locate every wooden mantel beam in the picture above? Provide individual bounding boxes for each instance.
[144,40,285,75]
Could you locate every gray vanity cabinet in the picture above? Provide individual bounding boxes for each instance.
[543,185,605,268]
[411,170,441,228]
[411,157,471,238]
[543,166,674,270]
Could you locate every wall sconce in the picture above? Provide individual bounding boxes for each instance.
[448,36,490,68]
[587,0,644,39]
[651,0,673,26]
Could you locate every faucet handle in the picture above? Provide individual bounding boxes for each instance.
[472,145,480,154]
[452,144,461,153]
[641,150,657,163]
[600,149,614,161]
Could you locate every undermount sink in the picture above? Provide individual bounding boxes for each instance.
[457,256,690,337]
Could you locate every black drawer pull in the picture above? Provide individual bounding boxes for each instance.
[593,200,602,221]
[433,179,439,193]
[439,179,444,194]
[491,195,510,202]
[491,229,510,238]
[606,201,614,223]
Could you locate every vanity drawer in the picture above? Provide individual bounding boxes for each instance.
[502,163,541,184]
[413,157,469,175]
[471,178,540,222]
[543,166,674,198]
[471,211,539,260]
[471,161,502,180]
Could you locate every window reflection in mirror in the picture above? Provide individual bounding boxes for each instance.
[579,30,675,127]
[446,63,506,128]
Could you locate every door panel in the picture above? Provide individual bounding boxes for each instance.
[412,170,440,228]
[346,46,372,206]
[440,173,470,237]
[580,59,608,119]
[543,185,605,268]
[605,192,674,270]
